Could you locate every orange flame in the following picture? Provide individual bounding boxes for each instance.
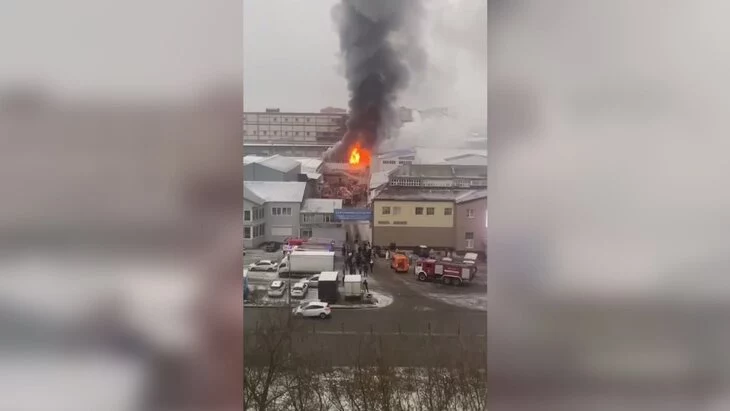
[348,143,370,167]
[349,145,361,165]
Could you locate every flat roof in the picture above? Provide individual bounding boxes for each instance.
[244,181,307,203]
[319,271,339,282]
[374,187,487,202]
[302,198,343,213]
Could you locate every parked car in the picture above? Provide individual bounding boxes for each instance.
[267,280,287,298]
[264,242,280,252]
[290,281,309,299]
[248,259,278,271]
[305,274,320,288]
[292,301,331,319]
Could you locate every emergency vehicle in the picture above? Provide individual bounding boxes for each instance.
[414,258,478,286]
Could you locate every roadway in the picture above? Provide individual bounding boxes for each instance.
[245,254,487,366]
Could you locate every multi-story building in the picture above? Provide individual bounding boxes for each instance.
[243,108,347,157]
[371,188,487,253]
[299,198,345,245]
[243,181,307,248]
[370,156,487,255]
[454,191,488,255]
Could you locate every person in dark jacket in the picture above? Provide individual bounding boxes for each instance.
[362,279,369,293]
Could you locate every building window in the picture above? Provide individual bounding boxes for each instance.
[272,207,281,216]
[415,207,424,215]
[382,206,391,215]
[253,225,258,237]
[244,226,251,239]
[444,208,453,216]
[300,228,312,238]
[283,207,292,216]
[393,206,401,215]
[244,210,251,221]
[426,207,434,215]
[302,214,312,223]
[465,232,474,249]
[324,214,332,222]
[467,209,475,218]
[273,131,278,135]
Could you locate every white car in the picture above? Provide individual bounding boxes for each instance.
[305,274,320,288]
[290,282,309,299]
[248,260,278,272]
[267,280,287,298]
[292,301,331,319]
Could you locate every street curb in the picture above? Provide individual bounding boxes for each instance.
[244,303,382,310]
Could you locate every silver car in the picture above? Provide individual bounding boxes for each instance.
[305,274,320,288]
[267,280,287,298]
[292,301,331,319]
[290,282,309,299]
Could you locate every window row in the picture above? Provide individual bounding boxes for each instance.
[271,207,292,216]
[244,207,265,221]
[302,213,333,223]
[244,223,266,239]
[381,206,452,216]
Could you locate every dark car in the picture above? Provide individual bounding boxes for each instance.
[264,242,280,252]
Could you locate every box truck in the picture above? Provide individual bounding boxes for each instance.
[278,250,335,277]
[318,271,340,304]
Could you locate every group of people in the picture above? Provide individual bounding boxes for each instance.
[342,239,375,278]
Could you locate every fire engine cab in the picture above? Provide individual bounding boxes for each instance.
[414,259,478,286]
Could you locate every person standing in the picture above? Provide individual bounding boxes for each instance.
[369,257,374,273]
[362,279,369,293]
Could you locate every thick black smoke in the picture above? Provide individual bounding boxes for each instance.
[324,0,426,162]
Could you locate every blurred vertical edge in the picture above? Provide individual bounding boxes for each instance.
[0,1,242,410]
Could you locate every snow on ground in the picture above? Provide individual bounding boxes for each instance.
[425,291,487,311]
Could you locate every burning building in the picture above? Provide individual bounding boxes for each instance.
[324,0,426,166]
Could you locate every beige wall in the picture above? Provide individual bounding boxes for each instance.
[373,226,455,249]
[455,197,487,253]
[373,200,455,228]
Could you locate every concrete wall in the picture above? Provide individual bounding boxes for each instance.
[311,226,346,245]
[243,198,266,248]
[455,197,487,254]
[373,226,455,249]
[373,200,455,228]
[265,201,301,243]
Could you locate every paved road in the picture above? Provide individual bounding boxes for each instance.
[244,246,487,365]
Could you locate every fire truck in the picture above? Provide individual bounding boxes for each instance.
[414,258,478,286]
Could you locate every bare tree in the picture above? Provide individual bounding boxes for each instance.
[243,313,292,411]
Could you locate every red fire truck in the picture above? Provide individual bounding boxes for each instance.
[414,259,478,286]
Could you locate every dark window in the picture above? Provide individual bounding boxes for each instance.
[426,207,434,215]
[415,207,424,215]
[444,208,453,216]
[465,232,474,240]
[244,210,251,221]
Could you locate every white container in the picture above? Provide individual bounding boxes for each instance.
[344,274,363,298]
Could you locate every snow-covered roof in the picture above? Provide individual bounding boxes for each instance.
[290,157,323,173]
[243,155,266,165]
[369,170,392,190]
[455,190,487,204]
[413,147,487,165]
[376,148,416,160]
[301,198,342,213]
[257,155,300,173]
[305,172,322,180]
[244,181,306,203]
[442,153,487,166]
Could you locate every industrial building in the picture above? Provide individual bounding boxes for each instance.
[243,181,307,248]
[299,198,346,245]
[370,158,487,256]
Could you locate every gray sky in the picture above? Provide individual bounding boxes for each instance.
[244,0,487,116]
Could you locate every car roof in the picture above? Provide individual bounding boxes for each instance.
[271,280,283,287]
[258,260,272,263]
[306,301,327,307]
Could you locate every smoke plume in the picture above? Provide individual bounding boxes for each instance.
[324,0,426,162]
